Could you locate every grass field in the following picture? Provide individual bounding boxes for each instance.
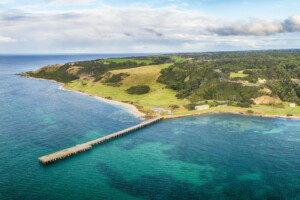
[170,104,300,117]
[169,56,188,63]
[65,64,188,113]
[64,64,300,117]
[230,72,248,78]
[103,58,153,64]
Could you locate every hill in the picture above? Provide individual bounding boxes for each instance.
[21,51,300,118]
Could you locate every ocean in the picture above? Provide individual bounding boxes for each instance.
[1,54,300,200]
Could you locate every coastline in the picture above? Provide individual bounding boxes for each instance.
[22,75,300,121]
[59,84,300,121]
[164,110,300,120]
[59,85,146,118]
[23,75,146,118]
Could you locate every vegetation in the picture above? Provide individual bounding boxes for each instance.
[158,62,260,103]
[230,72,248,78]
[64,64,187,110]
[22,50,300,117]
[101,72,129,87]
[126,85,150,94]
[26,70,78,83]
[247,110,254,114]
[23,56,173,83]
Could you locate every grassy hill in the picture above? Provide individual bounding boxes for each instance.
[64,64,188,115]
[21,51,300,118]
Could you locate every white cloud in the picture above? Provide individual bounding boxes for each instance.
[0,5,299,53]
[0,35,17,43]
[209,15,300,36]
[41,0,96,6]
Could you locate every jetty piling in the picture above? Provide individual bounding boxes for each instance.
[38,116,163,164]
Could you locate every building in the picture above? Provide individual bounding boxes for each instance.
[289,103,296,108]
[150,106,171,115]
[195,105,210,110]
[217,104,228,108]
[258,78,266,84]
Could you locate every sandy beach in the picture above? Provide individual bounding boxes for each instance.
[58,85,146,118]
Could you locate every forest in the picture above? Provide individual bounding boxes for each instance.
[160,50,300,105]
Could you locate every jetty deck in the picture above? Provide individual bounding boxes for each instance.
[38,116,163,164]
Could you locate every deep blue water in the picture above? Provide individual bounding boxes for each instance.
[1,55,300,200]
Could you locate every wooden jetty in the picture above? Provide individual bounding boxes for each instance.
[38,116,163,164]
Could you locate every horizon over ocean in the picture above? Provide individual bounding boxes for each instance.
[1,54,300,200]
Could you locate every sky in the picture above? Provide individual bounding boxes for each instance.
[0,0,300,54]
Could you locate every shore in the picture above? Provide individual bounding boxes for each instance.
[23,75,145,118]
[59,85,146,118]
[164,110,300,120]
[22,75,300,121]
[63,84,300,120]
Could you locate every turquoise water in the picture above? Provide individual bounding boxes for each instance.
[1,55,300,200]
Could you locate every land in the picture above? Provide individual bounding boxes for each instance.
[21,51,300,119]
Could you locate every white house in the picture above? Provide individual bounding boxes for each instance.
[258,78,266,84]
[289,103,296,108]
[217,104,228,108]
[195,105,210,110]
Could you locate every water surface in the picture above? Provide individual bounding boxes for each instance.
[0,55,300,200]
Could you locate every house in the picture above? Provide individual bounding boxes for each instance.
[258,78,266,84]
[150,106,171,114]
[195,105,210,110]
[217,104,228,108]
[289,103,296,108]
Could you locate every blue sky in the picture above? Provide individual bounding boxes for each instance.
[0,0,300,53]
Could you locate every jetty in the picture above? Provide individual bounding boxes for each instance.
[38,116,163,164]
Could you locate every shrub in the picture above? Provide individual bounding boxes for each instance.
[247,110,254,114]
[126,85,150,95]
[287,114,293,116]
[169,105,180,109]
[237,102,251,108]
[102,72,129,87]
[184,104,196,110]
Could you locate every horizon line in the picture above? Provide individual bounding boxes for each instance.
[0,48,300,56]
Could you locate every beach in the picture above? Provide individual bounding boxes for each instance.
[26,75,300,121]
[59,85,146,118]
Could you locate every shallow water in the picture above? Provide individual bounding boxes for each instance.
[1,55,300,200]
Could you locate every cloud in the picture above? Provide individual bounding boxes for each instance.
[41,0,96,6]
[0,0,13,5]
[0,35,17,43]
[0,5,299,53]
[284,15,300,32]
[144,28,164,37]
[209,15,300,36]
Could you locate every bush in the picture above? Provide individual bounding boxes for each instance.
[237,102,251,108]
[287,113,293,116]
[126,85,150,95]
[102,72,129,87]
[295,99,300,106]
[247,110,254,114]
[184,104,196,110]
[28,71,78,83]
[169,105,179,109]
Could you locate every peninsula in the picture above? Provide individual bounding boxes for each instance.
[22,50,300,119]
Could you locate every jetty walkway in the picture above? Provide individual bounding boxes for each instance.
[38,116,163,164]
